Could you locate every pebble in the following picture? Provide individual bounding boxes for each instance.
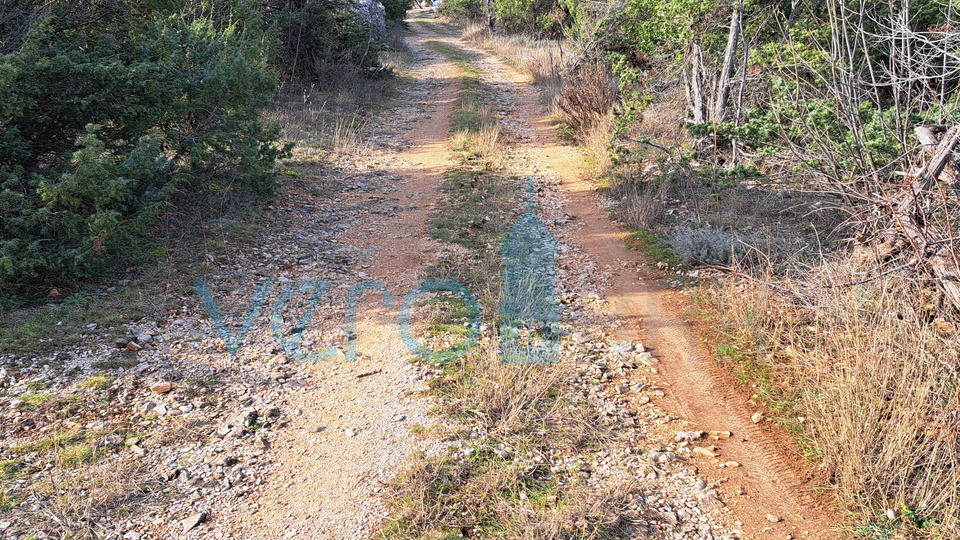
[675,431,704,442]
[182,512,207,532]
[692,446,720,458]
[150,381,172,394]
[751,412,765,423]
[766,513,783,523]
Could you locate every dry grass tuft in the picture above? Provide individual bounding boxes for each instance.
[327,112,367,154]
[610,173,669,230]
[382,340,626,539]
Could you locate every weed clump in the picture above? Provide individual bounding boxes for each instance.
[667,226,741,266]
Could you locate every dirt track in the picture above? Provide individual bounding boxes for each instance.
[221,10,842,539]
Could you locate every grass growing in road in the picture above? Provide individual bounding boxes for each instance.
[628,229,678,267]
[428,40,502,165]
[383,36,629,540]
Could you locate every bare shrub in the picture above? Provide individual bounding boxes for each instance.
[556,59,618,141]
[611,177,667,230]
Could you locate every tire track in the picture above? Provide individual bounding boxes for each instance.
[446,26,845,540]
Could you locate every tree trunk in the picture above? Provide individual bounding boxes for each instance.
[685,41,707,124]
[712,6,742,123]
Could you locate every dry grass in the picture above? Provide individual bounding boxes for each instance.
[459,22,620,176]
[382,337,625,539]
[327,112,366,154]
[460,21,567,112]
[449,121,502,165]
[706,257,960,538]
[382,41,634,536]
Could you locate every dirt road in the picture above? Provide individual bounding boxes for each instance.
[220,10,841,539]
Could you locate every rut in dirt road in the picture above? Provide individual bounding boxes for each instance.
[213,18,464,539]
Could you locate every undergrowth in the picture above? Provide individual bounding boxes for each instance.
[700,258,960,538]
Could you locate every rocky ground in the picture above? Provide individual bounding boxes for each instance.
[0,9,838,540]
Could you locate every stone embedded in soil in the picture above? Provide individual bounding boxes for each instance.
[693,446,720,458]
[766,513,783,523]
[638,352,658,366]
[675,431,704,442]
[181,512,207,532]
[751,412,765,423]
[150,381,172,394]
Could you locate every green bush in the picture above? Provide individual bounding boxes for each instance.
[270,0,389,82]
[441,0,566,37]
[492,0,565,37]
[0,0,289,288]
[440,0,487,24]
[382,0,416,22]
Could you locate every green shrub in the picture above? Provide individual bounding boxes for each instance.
[492,0,565,37]
[269,0,389,82]
[0,0,289,289]
[442,0,567,37]
[382,0,416,22]
[440,0,487,23]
